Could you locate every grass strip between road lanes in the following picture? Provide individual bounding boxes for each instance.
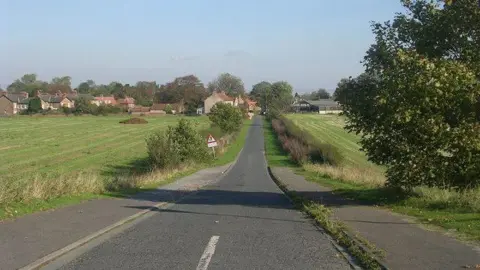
[263,118,386,270]
[0,117,252,221]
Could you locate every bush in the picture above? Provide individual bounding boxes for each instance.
[165,104,173,114]
[62,106,72,115]
[146,118,211,168]
[208,103,243,134]
[73,97,91,115]
[27,97,42,113]
[271,117,344,166]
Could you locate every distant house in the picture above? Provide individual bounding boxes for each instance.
[292,99,342,114]
[243,97,257,112]
[92,95,117,106]
[118,97,136,110]
[38,93,74,110]
[0,91,30,115]
[204,91,235,114]
[150,102,185,114]
[63,90,94,103]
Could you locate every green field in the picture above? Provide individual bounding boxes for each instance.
[279,114,480,242]
[286,114,375,167]
[0,115,209,181]
[0,115,210,217]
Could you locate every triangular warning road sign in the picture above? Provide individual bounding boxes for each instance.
[207,134,216,143]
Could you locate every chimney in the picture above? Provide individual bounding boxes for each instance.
[35,89,42,97]
[0,90,7,96]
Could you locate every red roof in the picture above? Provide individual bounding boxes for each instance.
[244,97,256,105]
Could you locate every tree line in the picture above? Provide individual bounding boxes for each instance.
[4,71,296,116]
[3,73,247,112]
[333,0,480,190]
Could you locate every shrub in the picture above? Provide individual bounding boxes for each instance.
[27,97,42,113]
[146,118,210,168]
[271,116,344,166]
[95,105,108,116]
[62,106,72,115]
[208,103,243,134]
[165,104,173,114]
[73,97,91,115]
[285,137,309,164]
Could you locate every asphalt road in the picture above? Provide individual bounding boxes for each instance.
[57,117,351,270]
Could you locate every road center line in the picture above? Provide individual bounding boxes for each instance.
[196,235,220,270]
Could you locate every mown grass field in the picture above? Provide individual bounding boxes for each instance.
[280,114,480,243]
[0,115,209,180]
[0,115,210,218]
[286,114,378,168]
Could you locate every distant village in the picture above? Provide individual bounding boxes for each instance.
[0,89,258,116]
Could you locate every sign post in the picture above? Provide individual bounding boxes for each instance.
[207,134,218,158]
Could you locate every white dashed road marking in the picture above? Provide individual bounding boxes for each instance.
[196,236,220,270]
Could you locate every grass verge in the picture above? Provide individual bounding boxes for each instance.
[0,163,201,220]
[263,118,385,270]
[303,170,480,243]
[212,118,252,166]
[282,114,480,244]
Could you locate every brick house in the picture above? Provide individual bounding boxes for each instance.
[118,97,135,110]
[38,92,74,110]
[66,90,95,104]
[0,91,30,115]
[91,95,117,106]
[204,91,235,114]
[243,97,257,112]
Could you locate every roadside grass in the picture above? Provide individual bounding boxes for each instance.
[0,115,251,220]
[212,118,252,166]
[263,120,295,167]
[283,114,480,243]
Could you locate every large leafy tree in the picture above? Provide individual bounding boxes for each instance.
[209,103,243,134]
[250,81,272,111]
[266,81,294,117]
[302,88,331,100]
[155,75,208,113]
[48,76,72,93]
[77,80,96,93]
[336,0,480,190]
[207,73,245,97]
[7,73,48,96]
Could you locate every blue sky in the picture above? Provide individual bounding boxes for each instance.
[1,0,404,92]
